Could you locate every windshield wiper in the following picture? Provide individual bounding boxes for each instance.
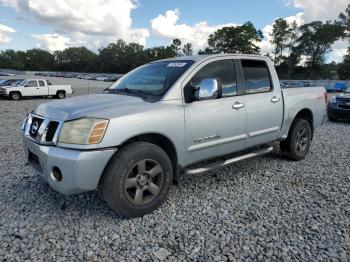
[116,88,156,98]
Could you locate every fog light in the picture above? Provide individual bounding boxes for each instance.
[51,167,62,182]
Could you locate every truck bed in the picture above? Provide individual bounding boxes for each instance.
[280,87,326,139]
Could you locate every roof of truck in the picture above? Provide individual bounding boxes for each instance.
[156,54,269,63]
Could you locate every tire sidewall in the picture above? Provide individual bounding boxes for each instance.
[57,92,65,99]
[289,119,312,159]
[103,143,173,217]
[10,92,20,100]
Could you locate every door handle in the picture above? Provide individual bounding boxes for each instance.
[232,102,244,110]
[36,88,39,89]
[271,96,280,103]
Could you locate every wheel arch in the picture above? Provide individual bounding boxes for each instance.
[56,89,66,95]
[105,132,180,184]
[9,90,22,97]
[292,108,314,139]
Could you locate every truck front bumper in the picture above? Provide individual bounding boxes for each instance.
[23,136,117,195]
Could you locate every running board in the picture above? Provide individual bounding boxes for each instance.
[185,146,274,175]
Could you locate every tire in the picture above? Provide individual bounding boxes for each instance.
[56,91,66,99]
[101,142,173,218]
[280,118,312,161]
[9,92,21,100]
[328,116,337,122]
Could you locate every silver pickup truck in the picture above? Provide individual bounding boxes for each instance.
[22,54,327,218]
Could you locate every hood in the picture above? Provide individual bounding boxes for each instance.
[34,94,148,120]
[336,93,350,99]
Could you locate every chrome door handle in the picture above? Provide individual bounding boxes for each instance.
[232,102,244,109]
[271,96,280,103]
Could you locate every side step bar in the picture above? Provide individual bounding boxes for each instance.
[185,146,274,175]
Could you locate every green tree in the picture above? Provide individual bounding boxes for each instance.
[25,49,54,71]
[339,4,350,38]
[170,39,182,56]
[295,21,345,78]
[270,19,299,65]
[182,43,193,56]
[54,47,98,72]
[144,46,175,61]
[207,22,263,54]
[338,49,350,79]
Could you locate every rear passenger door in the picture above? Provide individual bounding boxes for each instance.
[239,59,283,147]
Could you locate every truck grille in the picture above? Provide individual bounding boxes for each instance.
[337,97,350,110]
[45,121,60,142]
[29,117,44,138]
[24,114,62,145]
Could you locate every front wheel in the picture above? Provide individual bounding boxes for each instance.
[10,92,21,100]
[280,118,312,161]
[101,142,173,218]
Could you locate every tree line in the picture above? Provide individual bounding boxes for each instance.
[0,4,349,79]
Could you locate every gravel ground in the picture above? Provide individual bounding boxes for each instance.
[0,87,350,261]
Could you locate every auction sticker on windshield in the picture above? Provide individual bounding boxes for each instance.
[167,62,187,67]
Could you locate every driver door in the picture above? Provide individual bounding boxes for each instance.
[184,59,247,164]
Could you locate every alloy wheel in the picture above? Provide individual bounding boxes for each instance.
[124,159,163,205]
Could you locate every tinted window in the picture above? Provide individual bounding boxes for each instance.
[242,60,272,94]
[26,80,38,87]
[38,80,45,87]
[189,60,237,97]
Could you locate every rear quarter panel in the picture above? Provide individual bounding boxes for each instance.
[48,85,73,95]
[280,87,326,139]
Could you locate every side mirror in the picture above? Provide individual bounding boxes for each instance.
[198,78,222,100]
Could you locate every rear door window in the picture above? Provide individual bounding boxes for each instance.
[241,60,272,94]
[38,80,45,87]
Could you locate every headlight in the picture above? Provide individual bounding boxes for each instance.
[58,118,109,145]
[21,114,29,132]
[329,96,337,104]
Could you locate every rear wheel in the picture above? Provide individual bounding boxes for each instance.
[101,142,173,218]
[56,91,66,99]
[280,118,312,161]
[9,92,21,100]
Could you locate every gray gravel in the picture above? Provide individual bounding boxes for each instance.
[0,86,350,261]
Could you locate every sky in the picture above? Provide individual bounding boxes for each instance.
[0,0,348,62]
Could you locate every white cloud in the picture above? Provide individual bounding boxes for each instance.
[151,9,236,51]
[328,39,348,63]
[287,0,349,22]
[31,33,71,52]
[1,0,149,51]
[0,23,16,44]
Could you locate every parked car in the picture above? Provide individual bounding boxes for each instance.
[281,80,311,88]
[327,87,350,121]
[0,79,73,100]
[103,75,121,82]
[326,82,348,93]
[22,54,326,218]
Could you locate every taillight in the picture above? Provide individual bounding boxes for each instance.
[324,92,327,105]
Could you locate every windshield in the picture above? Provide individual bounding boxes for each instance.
[0,79,24,86]
[10,79,25,86]
[110,60,194,97]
